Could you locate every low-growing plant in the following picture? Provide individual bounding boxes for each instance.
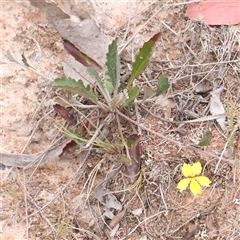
[53,34,169,111]
[52,33,170,184]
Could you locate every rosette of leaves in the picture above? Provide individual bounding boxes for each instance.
[52,33,170,112]
[52,33,170,184]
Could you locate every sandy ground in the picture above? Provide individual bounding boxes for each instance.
[1,1,240,240]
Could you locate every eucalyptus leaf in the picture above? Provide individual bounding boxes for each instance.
[52,77,98,104]
[63,39,102,72]
[156,76,170,96]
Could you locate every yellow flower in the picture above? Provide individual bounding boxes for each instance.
[177,162,211,195]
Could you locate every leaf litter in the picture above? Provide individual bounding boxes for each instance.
[1,1,240,239]
[209,85,226,131]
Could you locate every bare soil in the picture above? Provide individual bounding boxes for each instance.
[1,1,240,240]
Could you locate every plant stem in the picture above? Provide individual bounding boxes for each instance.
[116,109,182,147]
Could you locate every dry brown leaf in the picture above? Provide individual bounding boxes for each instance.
[0,140,71,169]
[209,86,226,131]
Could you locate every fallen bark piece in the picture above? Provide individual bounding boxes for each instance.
[186,1,240,25]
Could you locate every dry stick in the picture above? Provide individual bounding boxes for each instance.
[118,0,199,54]
[1,51,53,82]
[159,184,168,212]
[116,109,182,147]
[22,172,29,240]
[156,59,240,70]
[168,205,215,237]
[116,110,235,165]
[120,194,210,239]
[3,110,55,181]
[120,210,167,240]
[113,1,156,32]
[130,0,139,62]
[214,123,239,174]
[118,2,167,55]
[141,105,227,124]
[116,114,131,160]
[114,0,196,34]
[2,50,55,176]
[19,176,57,235]
[121,193,198,240]
[69,226,101,240]
[160,20,196,57]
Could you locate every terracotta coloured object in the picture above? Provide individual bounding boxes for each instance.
[186,0,240,25]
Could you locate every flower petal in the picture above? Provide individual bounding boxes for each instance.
[182,163,193,177]
[195,176,211,186]
[177,178,191,192]
[190,178,202,195]
[192,162,202,176]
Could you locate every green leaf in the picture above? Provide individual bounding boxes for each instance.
[127,32,161,87]
[198,132,212,146]
[106,39,120,95]
[87,68,110,102]
[156,76,170,96]
[52,77,98,104]
[67,129,82,145]
[120,154,130,164]
[113,139,124,151]
[127,137,139,149]
[21,53,30,67]
[121,82,127,89]
[124,87,139,107]
[87,68,102,84]
[105,75,114,94]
